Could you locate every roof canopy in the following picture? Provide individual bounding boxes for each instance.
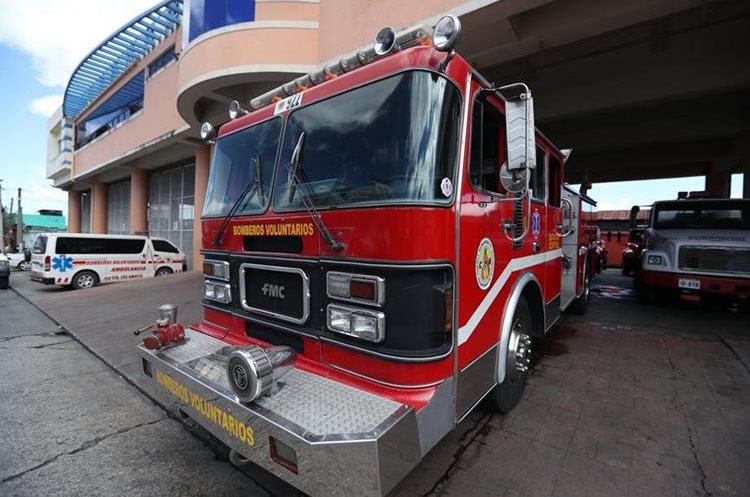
[63,0,183,119]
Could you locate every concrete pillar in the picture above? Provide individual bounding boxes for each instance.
[130,168,148,235]
[91,182,108,234]
[67,191,81,233]
[193,144,211,270]
[705,163,730,197]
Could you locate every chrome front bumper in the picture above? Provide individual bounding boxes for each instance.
[138,329,422,497]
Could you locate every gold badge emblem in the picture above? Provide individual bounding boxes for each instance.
[475,238,494,290]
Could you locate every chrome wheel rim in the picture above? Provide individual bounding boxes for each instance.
[77,274,95,288]
[507,320,532,381]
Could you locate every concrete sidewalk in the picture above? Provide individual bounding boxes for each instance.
[10,271,750,497]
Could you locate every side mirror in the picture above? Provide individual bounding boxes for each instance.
[628,205,640,230]
[500,83,536,173]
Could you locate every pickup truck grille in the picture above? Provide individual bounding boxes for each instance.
[678,246,750,274]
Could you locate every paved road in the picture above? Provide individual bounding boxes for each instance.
[6,270,750,497]
[0,287,269,497]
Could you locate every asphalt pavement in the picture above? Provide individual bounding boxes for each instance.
[0,285,269,497]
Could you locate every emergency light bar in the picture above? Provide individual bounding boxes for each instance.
[247,16,461,111]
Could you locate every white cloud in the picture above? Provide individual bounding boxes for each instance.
[29,95,63,117]
[0,1,156,88]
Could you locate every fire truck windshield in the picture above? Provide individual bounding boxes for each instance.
[273,70,461,211]
[202,117,281,217]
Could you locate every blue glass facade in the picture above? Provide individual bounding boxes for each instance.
[186,0,256,43]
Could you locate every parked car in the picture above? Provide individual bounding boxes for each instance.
[30,233,186,289]
[4,250,30,271]
[0,253,9,289]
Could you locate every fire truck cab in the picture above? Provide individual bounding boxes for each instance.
[138,17,597,496]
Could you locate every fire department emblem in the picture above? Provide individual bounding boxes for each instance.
[475,238,494,290]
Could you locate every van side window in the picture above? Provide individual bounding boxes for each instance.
[56,237,145,254]
[152,240,179,253]
[530,145,546,202]
[469,100,506,194]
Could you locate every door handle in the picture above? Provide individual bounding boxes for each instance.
[532,241,541,253]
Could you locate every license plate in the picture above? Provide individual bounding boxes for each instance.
[678,278,701,290]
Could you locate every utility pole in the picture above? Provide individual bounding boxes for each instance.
[17,188,23,251]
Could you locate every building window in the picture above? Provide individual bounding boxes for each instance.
[185,0,256,44]
[148,164,195,268]
[81,190,91,233]
[147,46,176,78]
[74,71,145,149]
[107,180,131,235]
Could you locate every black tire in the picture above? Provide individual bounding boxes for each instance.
[18,261,30,271]
[72,270,99,290]
[569,261,591,314]
[155,267,173,277]
[485,299,533,413]
[0,277,8,290]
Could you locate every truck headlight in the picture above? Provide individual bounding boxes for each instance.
[204,280,231,303]
[327,304,385,343]
[203,260,230,281]
[327,271,385,306]
[647,255,664,265]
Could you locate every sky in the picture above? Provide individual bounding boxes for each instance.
[0,0,154,218]
[0,1,744,223]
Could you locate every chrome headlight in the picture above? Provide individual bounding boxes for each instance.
[327,304,385,343]
[200,121,216,142]
[647,255,664,265]
[203,260,230,281]
[204,280,231,303]
[228,100,248,119]
[326,271,385,306]
[433,15,462,52]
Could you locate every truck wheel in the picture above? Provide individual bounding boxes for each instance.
[0,277,8,290]
[72,271,98,290]
[485,299,533,413]
[569,262,591,314]
[155,267,173,277]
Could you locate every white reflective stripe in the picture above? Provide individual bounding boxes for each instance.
[458,249,562,346]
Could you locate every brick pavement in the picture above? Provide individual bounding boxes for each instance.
[10,272,750,497]
[394,321,750,497]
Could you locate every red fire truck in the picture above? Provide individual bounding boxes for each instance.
[138,17,598,496]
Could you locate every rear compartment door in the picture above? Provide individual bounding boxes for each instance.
[560,190,580,309]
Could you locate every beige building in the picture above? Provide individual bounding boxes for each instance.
[46,0,750,269]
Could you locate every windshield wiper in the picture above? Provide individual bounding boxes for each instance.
[287,132,343,251]
[213,154,261,246]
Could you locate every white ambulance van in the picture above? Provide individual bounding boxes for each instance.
[30,233,186,289]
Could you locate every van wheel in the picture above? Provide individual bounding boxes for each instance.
[72,271,98,290]
[485,299,533,413]
[155,267,173,277]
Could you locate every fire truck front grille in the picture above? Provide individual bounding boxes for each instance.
[678,246,750,274]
